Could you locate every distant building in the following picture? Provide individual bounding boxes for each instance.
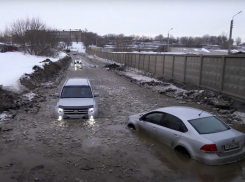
[57,29,83,42]
[0,42,19,53]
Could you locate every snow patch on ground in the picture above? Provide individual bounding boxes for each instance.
[0,113,12,121]
[216,50,228,52]
[233,111,245,125]
[23,92,36,101]
[123,72,160,82]
[194,48,210,53]
[0,51,67,91]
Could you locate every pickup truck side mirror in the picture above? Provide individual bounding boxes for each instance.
[54,93,60,98]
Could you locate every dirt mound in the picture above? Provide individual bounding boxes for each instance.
[104,63,124,71]
[0,86,20,113]
[20,56,71,90]
[0,55,71,113]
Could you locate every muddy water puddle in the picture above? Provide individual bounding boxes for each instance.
[130,130,245,182]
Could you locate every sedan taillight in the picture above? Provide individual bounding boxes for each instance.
[200,144,217,153]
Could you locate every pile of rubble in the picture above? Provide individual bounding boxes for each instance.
[20,56,71,90]
[104,64,124,71]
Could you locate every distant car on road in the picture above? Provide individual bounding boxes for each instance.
[54,78,98,120]
[127,106,245,165]
[74,58,82,68]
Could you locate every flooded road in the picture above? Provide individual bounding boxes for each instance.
[1,52,245,182]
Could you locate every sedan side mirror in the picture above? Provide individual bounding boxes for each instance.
[94,93,99,97]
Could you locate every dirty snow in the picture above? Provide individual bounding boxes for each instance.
[123,72,160,82]
[0,112,12,121]
[23,92,36,101]
[216,50,228,53]
[0,52,67,91]
[194,48,210,53]
[233,111,245,125]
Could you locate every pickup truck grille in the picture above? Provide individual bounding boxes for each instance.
[64,108,88,115]
[59,105,93,116]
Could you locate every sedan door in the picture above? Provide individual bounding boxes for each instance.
[138,112,165,139]
[156,113,187,148]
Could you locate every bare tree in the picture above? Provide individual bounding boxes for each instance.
[194,37,203,45]
[218,32,232,49]
[0,31,5,43]
[180,36,188,45]
[62,35,71,48]
[236,37,242,45]
[202,34,210,45]
[5,17,59,56]
[154,34,164,41]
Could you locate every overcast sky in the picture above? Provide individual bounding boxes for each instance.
[1,0,244,42]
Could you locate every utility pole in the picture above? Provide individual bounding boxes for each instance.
[228,11,242,54]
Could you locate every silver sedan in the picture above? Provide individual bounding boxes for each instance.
[127,106,245,165]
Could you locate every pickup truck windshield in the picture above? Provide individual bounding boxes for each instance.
[61,86,93,98]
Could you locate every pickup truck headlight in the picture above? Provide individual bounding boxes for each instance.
[88,108,95,116]
[88,108,94,113]
[58,108,64,114]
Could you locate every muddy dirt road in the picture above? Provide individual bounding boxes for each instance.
[1,53,245,182]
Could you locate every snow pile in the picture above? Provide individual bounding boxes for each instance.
[93,54,124,66]
[0,112,13,122]
[0,52,67,91]
[23,92,36,101]
[194,48,210,53]
[216,50,228,53]
[69,42,85,53]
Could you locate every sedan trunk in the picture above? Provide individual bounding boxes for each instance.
[202,129,245,155]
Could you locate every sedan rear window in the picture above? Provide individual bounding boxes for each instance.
[188,116,230,134]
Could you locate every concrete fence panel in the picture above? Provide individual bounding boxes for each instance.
[164,55,173,78]
[185,56,201,85]
[132,54,136,68]
[223,57,245,99]
[135,54,140,69]
[113,53,116,62]
[144,55,150,72]
[173,56,185,82]
[201,56,223,91]
[149,55,156,73]
[122,53,125,63]
[155,55,164,76]
[124,54,128,65]
[129,54,133,67]
[126,54,130,66]
[139,54,144,70]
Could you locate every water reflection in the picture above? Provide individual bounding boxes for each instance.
[53,116,97,128]
[87,116,96,126]
[134,131,245,182]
